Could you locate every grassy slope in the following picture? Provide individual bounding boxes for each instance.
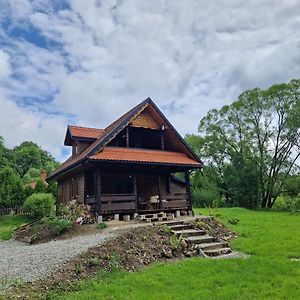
[54,208,300,299]
[0,215,32,240]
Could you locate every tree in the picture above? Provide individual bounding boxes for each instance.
[0,167,25,207]
[12,141,56,177]
[197,79,300,208]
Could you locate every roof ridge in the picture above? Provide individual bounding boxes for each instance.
[69,125,104,130]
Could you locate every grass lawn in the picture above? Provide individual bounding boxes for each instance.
[0,215,32,240]
[38,209,300,299]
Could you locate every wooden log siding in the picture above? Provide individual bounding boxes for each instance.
[101,194,135,212]
[161,193,188,209]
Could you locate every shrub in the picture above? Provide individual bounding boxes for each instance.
[42,216,72,235]
[273,195,300,212]
[97,222,108,230]
[22,193,55,218]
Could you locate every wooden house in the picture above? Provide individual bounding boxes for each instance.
[48,98,202,217]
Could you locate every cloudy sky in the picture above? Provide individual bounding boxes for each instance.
[0,0,299,161]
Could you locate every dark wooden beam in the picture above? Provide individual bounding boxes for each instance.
[158,172,163,209]
[126,127,130,147]
[185,171,192,210]
[83,171,87,205]
[160,129,165,150]
[168,173,172,194]
[94,168,102,215]
[133,172,138,212]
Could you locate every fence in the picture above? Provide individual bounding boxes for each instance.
[0,205,25,216]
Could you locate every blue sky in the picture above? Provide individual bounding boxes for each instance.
[0,0,299,162]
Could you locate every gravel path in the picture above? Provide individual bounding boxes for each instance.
[0,231,117,284]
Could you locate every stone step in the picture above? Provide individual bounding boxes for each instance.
[160,220,185,226]
[185,235,215,244]
[199,242,228,251]
[173,229,206,237]
[168,224,194,231]
[204,247,232,257]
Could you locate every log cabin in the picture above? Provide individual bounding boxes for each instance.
[48,98,203,218]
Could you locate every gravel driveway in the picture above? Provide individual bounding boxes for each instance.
[0,231,117,284]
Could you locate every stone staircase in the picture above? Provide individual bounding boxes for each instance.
[163,220,232,257]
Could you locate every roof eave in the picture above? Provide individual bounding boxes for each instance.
[88,158,202,169]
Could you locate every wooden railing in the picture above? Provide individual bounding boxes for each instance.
[101,194,136,212]
[161,193,188,209]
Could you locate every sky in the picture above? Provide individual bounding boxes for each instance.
[0,0,299,162]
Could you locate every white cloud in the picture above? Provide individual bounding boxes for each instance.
[0,50,12,78]
[0,0,299,161]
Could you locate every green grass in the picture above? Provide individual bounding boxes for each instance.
[48,208,300,299]
[0,215,32,240]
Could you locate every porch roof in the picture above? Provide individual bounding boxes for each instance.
[89,147,202,167]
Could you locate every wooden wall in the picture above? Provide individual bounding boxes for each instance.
[130,109,161,130]
[57,172,85,205]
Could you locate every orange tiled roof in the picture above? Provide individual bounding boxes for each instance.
[69,125,104,139]
[90,147,201,166]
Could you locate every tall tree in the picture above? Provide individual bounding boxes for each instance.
[197,79,300,208]
[12,141,56,177]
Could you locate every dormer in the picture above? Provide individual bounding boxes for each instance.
[64,125,104,156]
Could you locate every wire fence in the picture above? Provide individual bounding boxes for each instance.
[0,205,26,216]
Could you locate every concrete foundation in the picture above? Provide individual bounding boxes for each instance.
[114,214,120,221]
[96,215,103,223]
[175,210,181,218]
[123,215,130,222]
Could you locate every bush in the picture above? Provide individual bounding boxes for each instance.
[42,216,72,235]
[273,195,300,212]
[22,193,55,218]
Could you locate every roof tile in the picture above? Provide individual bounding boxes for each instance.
[69,125,103,139]
[90,147,201,166]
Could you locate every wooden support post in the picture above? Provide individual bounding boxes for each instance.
[168,174,172,194]
[133,172,138,212]
[126,127,130,147]
[185,171,192,210]
[83,171,87,205]
[158,173,163,209]
[160,129,165,150]
[94,169,102,215]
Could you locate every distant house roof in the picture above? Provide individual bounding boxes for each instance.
[48,98,203,180]
[25,171,48,189]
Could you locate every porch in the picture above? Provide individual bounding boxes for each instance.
[84,170,192,215]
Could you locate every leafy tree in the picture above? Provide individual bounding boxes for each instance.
[191,171,221,207]
[35,178,48,193]
[196,79,300,208]
[223,154,260,208]
[0,167,25,207]
[283,175,300,197]
[12,141,56,177]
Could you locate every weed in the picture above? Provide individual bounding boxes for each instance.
[96,222,108,230]
[75,262,84,275]
[162,225,171,234]
[107,254,121,272]
[169,234,183,251]
[88,257,99,267]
